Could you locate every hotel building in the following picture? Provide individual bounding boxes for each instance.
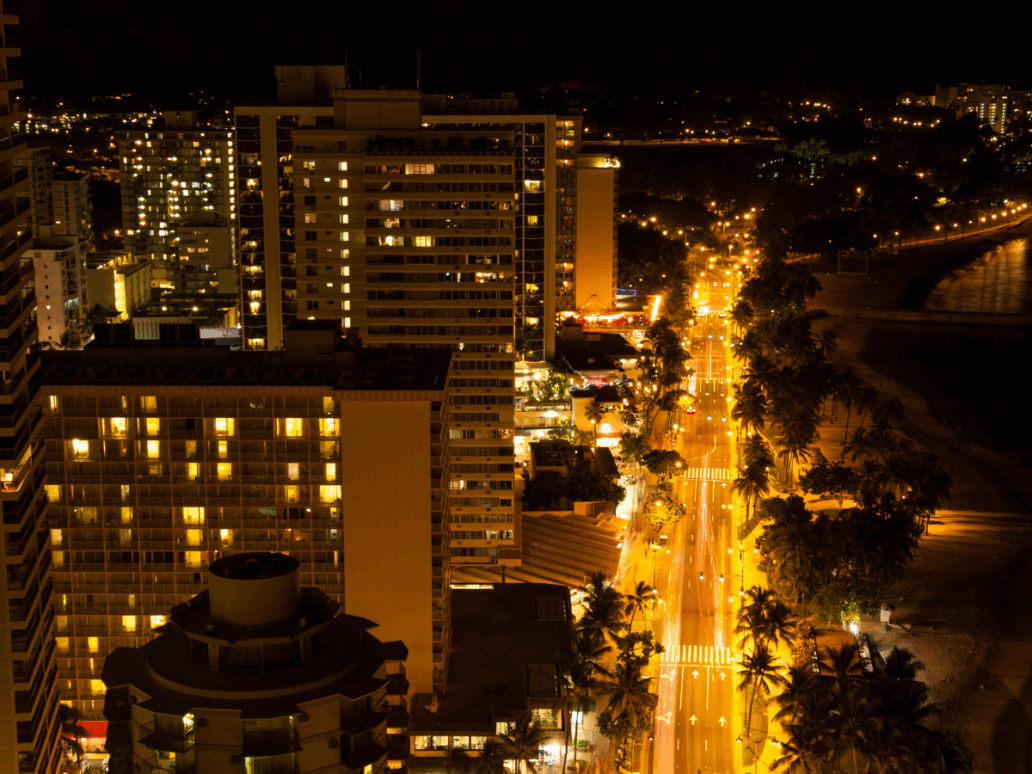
[43,338,453,719]
[237,81,521,580]
[0,2,62,771]
[102,552,409,774]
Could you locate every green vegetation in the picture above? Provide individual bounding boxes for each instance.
[521,469,626,511]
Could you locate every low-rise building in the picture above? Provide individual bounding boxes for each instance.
[131,293,240,341]
[178,211,235,294]
[85,253,153,317]
[408,583,571,773]
[102,552,409,774]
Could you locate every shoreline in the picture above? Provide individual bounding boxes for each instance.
[810,223,1032,772]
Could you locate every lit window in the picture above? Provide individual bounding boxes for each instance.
[88,637,99,653]
[288,462,299,481]
[323,397,335,414]
[141,396,157,412]
[320,418,339,437]
[188,462,199,481]
[91,680,105,696]
[185,440,197,458]
[121,507,133,524]
[283,418,304,437]
[49,395,59,411]
[284,485,299,503]
[320,485,341,503]
[71,439,89,459]
[340,196,349,207]
[339,161,348,171]
[342,266,350,277]
[56,637,69,653]
[53,551,64,568]
[149,463,162,477]
[46,484,61,502]
[183,507,205,525]
[214,417,235,436]
[217,463,232,481]
[342,283,350,294]
[51,528,63,546]
[326,463,337,480]
[146,418,160,435]
[220,529,232,543]
[147,440,160,459]
[187,529,202,547]
[339,179,348,189]
[108,417,127,436]
[218,440,228,459]
[121,484,130,501]
[123,616,136,632]
[150,615,166,629]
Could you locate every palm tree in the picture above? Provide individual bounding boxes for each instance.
[58,703,89,770]
[834,687,874,774]
[474,739,515,774]
[496,712,550,774]
[623,581,656,630]
[854,385,879,431]
[557,641,604,774]
[818,643,863,694]
[584,400,605,446]
[735,586,797,651]
[732,382,768,439]
[578,570,626,646]
[842,426,873,462]
[619,407,639,431]
[732,466,771,526]
[737,644,784,747]
[597,661,658,742]
[919,730,973,774]
[770,721,833,773]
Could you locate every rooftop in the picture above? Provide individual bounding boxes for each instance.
[409,584,571,734]
[42,344,452,393]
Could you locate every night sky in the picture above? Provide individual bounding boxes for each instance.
[14,0,1032,104]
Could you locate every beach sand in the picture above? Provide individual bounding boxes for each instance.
[804,219,1032,772]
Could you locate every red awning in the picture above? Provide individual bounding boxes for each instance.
[80,721,107,739]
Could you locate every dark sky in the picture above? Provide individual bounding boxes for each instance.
[15,0,1032,105]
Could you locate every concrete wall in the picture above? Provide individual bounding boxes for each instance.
[575,167,617,310]
[340,398,433,694]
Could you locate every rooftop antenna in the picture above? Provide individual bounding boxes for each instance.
[416,50,422,92]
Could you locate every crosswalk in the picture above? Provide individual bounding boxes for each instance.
[678,644,734,665]
[683,467,731,481]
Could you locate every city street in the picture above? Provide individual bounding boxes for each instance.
[652,266,739,774]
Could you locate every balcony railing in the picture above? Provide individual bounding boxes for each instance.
[138,719,195,753]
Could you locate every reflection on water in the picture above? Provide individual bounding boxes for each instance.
[926,238,1032,314]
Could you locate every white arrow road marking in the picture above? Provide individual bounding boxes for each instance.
[718,717,726,727]
[689,715,697,725]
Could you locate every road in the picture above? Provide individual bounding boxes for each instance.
[653,266,739,774]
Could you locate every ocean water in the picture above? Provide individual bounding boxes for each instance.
[925,237,1032,314]
[861,235,1032,473]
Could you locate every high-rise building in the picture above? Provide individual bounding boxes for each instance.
[420,99,619,361]
[49,170,93,253]
[101,552,409,774]
[24,237,82,346]
[0,4,62,771]
[236,82,521,585]
[236,72,619,364]
[14,146,52,239]
[116,111,236,265]
[43,337,452,717]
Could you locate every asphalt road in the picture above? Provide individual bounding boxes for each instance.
[653,268,738,774]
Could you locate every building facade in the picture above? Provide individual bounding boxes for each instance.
[49,170,93,253]
[13,146,51,239]
[25,237,81,346]
[177,211,235,295]
[116,112,235,265]
[237,85,522,582]
[102,552,409,774]
[43,341,452,717]
[421,102,619,361]
[0,4,62,771]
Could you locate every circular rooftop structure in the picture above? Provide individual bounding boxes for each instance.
[209,552,301,628]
